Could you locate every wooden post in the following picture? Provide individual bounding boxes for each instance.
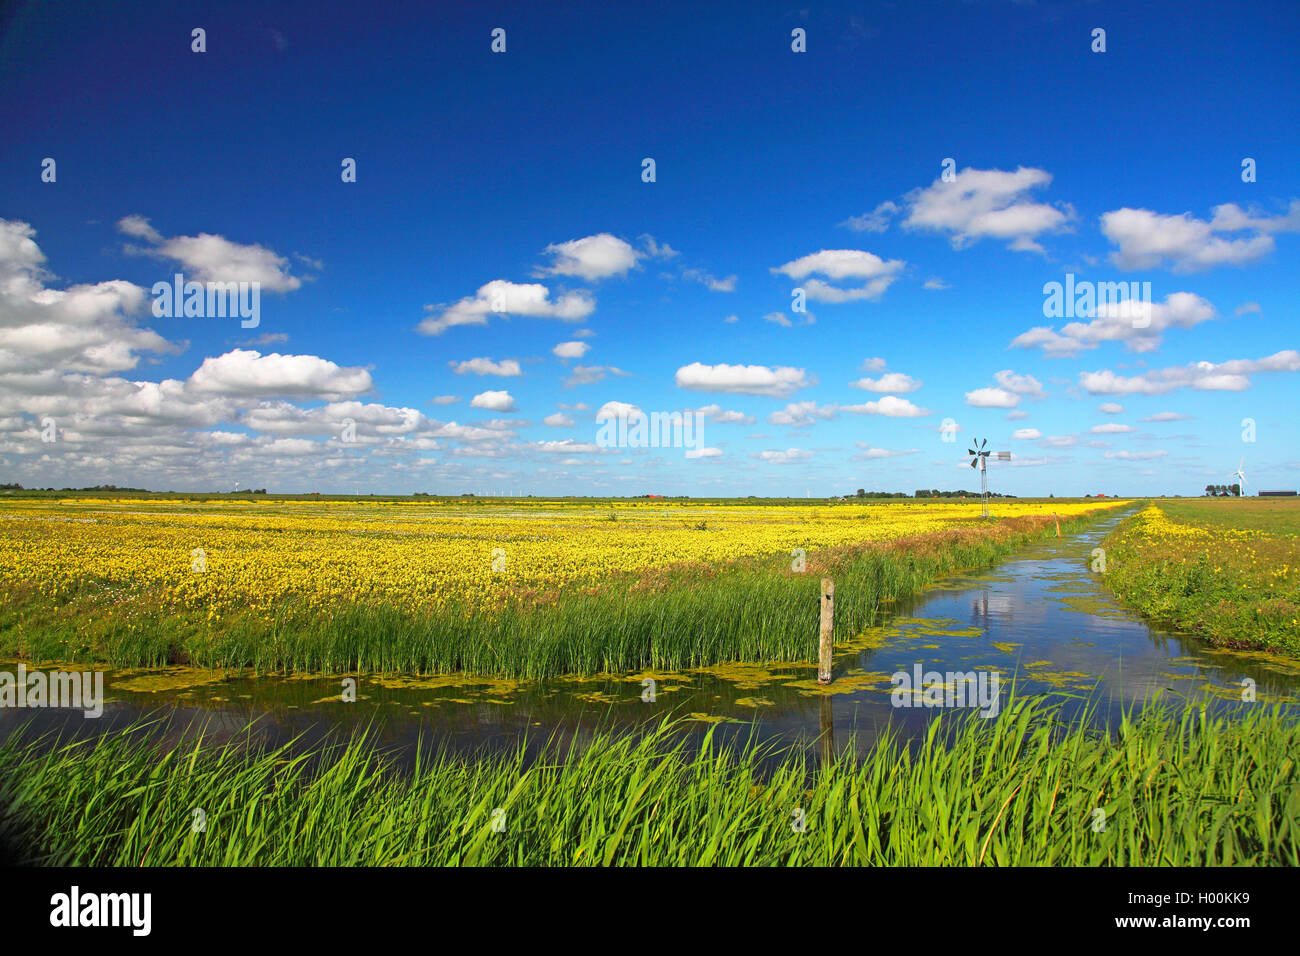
[1054,513,1060,536]
[818,577,834,684]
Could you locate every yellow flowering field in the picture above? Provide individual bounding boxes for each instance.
[0,496,1125,621]
[1101,499,1300,654]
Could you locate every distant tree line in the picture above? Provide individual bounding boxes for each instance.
[912,489,1016,499]
[1205,484,1241,497]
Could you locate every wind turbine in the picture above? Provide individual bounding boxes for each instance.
[967,439,1012,517]
[1229,457,1247,497]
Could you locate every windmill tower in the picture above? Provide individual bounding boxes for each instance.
[967,439,1011,517]
[1229,457,1247,497]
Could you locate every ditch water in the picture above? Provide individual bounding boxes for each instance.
[3,508,1298,762]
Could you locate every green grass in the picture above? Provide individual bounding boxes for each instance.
[1101,500,1300,655]
[2,696,1296,866]
[3,513,1100,678]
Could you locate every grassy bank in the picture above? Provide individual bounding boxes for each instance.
[2,697,1296,866]
[4,511,1099,677]
[1101,500,1300,656]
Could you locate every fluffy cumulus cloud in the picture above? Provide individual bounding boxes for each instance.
[695,403,754,424]
[850,372,922,393]
[1100,200,1300,272]
[470,389,517,412]
[771,249,905,302]
[535,233,642,281]
[842,395,929,417]
[964,387,1020,408]
[118,216,306,291]
[1012,292,1216,356]
[417,280,594,335]
[993,370,1046,399]
[1079,350,1300,396]
[552,341,590,359]
[1011,428,1042,440]
[450,357,522,376]
[0,219,176,376]
[187,349,372,400]
[903,166,1072,253]
[674,362,811,397]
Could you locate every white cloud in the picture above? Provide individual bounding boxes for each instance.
[470,389,516,412]
[850,372,922,393]
[187,349,372,400]
[1090,423,1135,434]
[839,201,899,233]
[772,249,904,302]
[923,277,950,290]
[903,166,1071,253]
[543,412,574,427]
[695,404,754,424]
[119,217,305,292]
[1100,200,1300,272]
[993,370,1046,399]
[674,362,811,397]
[1104,449,1168,460]
[1011,292,1216,356]
[563,364,626,387]
[1235,301,1262,316]
[842,395,929,417]
[1098,402,1124,414]
[417,280,594,335]
[768,401,838,426]
[450,357,522,376]
[552,341,590,359]
[1140,411,1190,422]
[685,447,723,459]
[595,401,643,421]
[533,439,601,453]
[754,448,812,463]
[1012,428,1042,440]
[1079,350,1300,395]
[536,233,640,280]
[853,443,919,460]
[431,394,460,405]
[638,235,679,260]
[964,387,1019,408]
[682,268,737,292]
[860,357,887,373]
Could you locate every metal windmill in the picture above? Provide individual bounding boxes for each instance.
[967,439,1011,517]
[1229,457,1247,497]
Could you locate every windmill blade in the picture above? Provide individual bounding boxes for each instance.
[967,448,977,456]
[980,438,987,449]
[970,458,978,468]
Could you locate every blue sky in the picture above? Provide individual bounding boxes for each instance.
[1,0,1297,495]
